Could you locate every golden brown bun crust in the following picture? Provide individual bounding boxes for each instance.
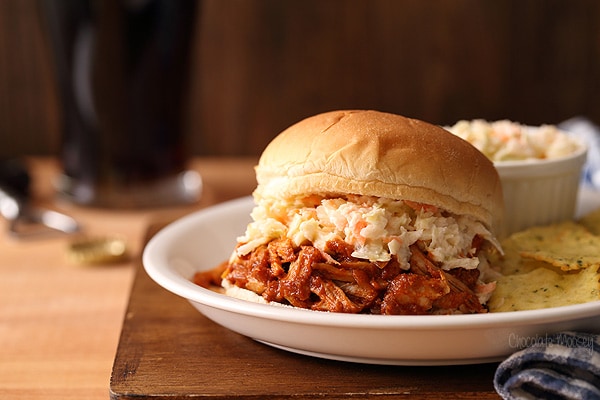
[254,110,504,230]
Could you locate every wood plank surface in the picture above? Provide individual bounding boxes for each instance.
[109,223,501,399]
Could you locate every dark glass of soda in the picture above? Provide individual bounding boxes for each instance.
[40,0,201,207]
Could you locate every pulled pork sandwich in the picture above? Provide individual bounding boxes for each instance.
[207,110,505,315]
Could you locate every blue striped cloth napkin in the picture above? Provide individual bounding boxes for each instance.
[559,117,600,190]
[494,331,600,399]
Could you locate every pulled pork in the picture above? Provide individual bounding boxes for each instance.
[195,237,486,315]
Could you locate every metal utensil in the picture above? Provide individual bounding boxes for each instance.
[0,159,80,238]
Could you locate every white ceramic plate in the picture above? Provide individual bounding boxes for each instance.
[143,192,600,365]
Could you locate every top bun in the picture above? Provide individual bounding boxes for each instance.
[254,110,503,230]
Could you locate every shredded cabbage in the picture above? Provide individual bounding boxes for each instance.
[446,119,581,161]
[236,195,499,271]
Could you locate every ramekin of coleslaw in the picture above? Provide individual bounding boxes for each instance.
[446,119,587,237]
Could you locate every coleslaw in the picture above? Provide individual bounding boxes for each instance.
[235,195,501,275]
[446,119,581,162]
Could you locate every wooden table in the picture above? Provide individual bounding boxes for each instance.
[0,157,501,399]
[0,157,258,400]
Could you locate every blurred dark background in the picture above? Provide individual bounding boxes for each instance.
[1,0,599,158]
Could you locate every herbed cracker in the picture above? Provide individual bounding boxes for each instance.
[515,222,600,271]
[579,206,600,236]
[488,265,600,312]
[489,218,600,312]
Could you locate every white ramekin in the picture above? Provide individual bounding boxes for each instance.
[494,143,587,237]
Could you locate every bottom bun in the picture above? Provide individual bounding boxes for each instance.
[222,280,293,308]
